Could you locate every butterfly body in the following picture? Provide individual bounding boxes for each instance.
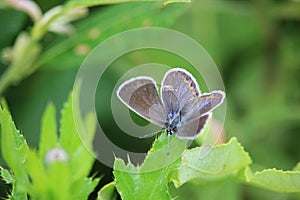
[117,68,225,139]
[165,111,182,135]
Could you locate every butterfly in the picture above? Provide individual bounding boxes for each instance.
[117,68,225,139]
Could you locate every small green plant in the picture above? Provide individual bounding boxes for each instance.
[112,135,300,200]
[0,93,98,199]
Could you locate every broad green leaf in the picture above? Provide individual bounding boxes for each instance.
[171,137,252,187]
[114,134,186,200]
[39,103,58,158]
[246,167,300,193]
[64,0,190,10]
[97,181,116,200]
[114,158,172,200]
[141,135,186,172]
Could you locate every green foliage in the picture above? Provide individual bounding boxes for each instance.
[114,135,186,200]
[246,168,300,193]
[38,2,189,70]
[171,138,252,187]
[0,0,188,94]
[97,182,117,200]
[0,94,98,199]
[64,0,190,9]
[0,0,299,199]
[113,136,300,200]
[0,167,13,184]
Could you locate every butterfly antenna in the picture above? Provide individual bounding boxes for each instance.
[139,129,164,139]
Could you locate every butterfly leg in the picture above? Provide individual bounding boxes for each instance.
[167,134,170,156]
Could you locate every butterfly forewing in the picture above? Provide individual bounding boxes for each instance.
[117,78,167,127]
[161,69,200,116]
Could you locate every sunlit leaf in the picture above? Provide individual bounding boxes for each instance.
[39,103,58,158]
[97,181,117,200]
[114,134,186,200]
[246,167,300,193]
[171,137,252,187]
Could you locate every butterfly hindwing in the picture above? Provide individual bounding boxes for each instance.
[197,91,225,114]
[175,114,211,139]
[182,91,225,122]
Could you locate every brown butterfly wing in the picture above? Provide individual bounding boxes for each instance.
[175,114,211,139]
[117,77,167,127]
[161,68,201,116]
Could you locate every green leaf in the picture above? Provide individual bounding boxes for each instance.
[39,103,58,158]
[114,134,186,200]
[171,137,252,187]
[0,92,98,198]
[293,162,300,171]
[26,150,71,200]
[58,91,95,157]
[60,90,96,182]
[48,161,71,200]
[64,0,190,10]
[246,167,300,193]
[72,177,100,199]
[114,158,172,200]
[58,91,98,196]
[25,150,47,196]
[59,94,82,154]
[0,100,29,199]
[0,166,14,184]
[97,182,117,200]
[0,100,29,173]
[7,191,28,200]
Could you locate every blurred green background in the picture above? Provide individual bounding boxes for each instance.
[0,0,300,199]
